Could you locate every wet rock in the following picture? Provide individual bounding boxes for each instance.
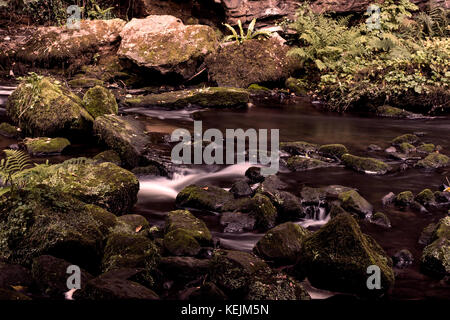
[23,137,70,156]
[118,15,218,80]
[245,166,264,184]
[0,186,114,270]
[16,158,139,215]
[338,190,373,219]
[398,142,416,154]
[159,257,209,282]
[280,141,318,156]
[6,76,93,137]
[131,165,164,177]
[178,282,227,300]
[68,77,104,88]
[117,214,150,233]
[0,260,33,290]
[164,210,212,246]
[230,179,253,198]
[435,191,450,204]
[206,38,297,88]
[416,153,450,169]
[0,122,19,138]
[31,255,93,298]
[249,193,277,230]
[376,105,421,118]
[93,150,122,166]
[382,192,396,206]
[83,86,118,119]
[125,87,249,109]
[318,144,348,160]
[417,143,436,154]
[256,175,287,195]
[415,189,436,207]
[295,214,394,295]
[286,156,332,171]
[419,222,438,245]
[385,146,397,153]
[341,154,390,175]
[370,212,392,228]
[274,191,305,221]
[391,134,420,146]
[163,229,201,256]
[254,222,310,264]
[220,211,256,233]
[176,185,233,213]
[392,249,414,269]
[368,144,382,151]
[329,203,348,218]
[395,191,414,208]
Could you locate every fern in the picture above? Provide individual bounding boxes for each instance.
[0,149,32,189]
[223,18,272,44]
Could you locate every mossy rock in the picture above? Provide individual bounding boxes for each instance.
[415,189,436,206]
[23,137,70,156]
[420,217,449,279]
[101,232,160,286]
[0,185,113,271]
[83,85,118,119]
[175,185,233,212]
[246,273,310,300]
[391,134,419,146]
[165,210,212,245]
[125,87,249,109]
[93,150,122,166]
[286,156,332,171]
[254,222,311,264]
[341,154,390,175]
[131,165,163,177]
[318,144,348,160]
[163,229,201,256]
[295,214,394,295]
[16,158,139,215]
[0,122,19,138]
[116,214,150,235]
[416,153,450,169]
[250,193,277,231]
[338,190,373,218]
[68,77,104,88]
[398,142,416,154]
[6,76,93,137]
[376,105,418,118]
[247,84,271,92]
[280,141,318,156]
[371,212,391,228]
[285,77,308,96]
[395,191,414,207]
[417,143,435,154]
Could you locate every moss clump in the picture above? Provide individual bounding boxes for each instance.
[415,189,436,206]
[395,191,414,207]
[280,141,318,155]
[250,193,277,231]
[318,144,348,159]
[286,156,330,171]
[93,150,121,166]
[23,137,70,155]
[247,84,271,92]
[163,229,201,256]
[6,76,93,137]
[338,190,373,218]
[125,87,249,109]
[341,154,389,174]
[83,86,118,119]
[254,222,311,264]
[376,105,415,118]
[371,212,391,228]
[398,142,416,154]
[296,214,394,295]
[420,218,449,279]
[417,143,435,154]
[416,153,450,169]
[0,123,19,138]
[165,210,212,245]
[285,77,308,95]
[68,78,104,88]
[175,185,233,212]
[391,134,419,146]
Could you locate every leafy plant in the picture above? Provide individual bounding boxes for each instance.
[81,0,114,20]
[223,19,272,44]
[415,4,449,38]
[0,149,32,191]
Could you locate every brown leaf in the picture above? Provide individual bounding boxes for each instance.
[135,225,142,233]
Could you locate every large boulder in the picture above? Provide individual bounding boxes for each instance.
[118,15,218,80]
[23,137,70,156]
[416,153,450,169]
[206,38,297,88]
[6,76,93,137]
[338,190,373,219]
[16,158,139,215]
[176,185,234,212]
[82,86,118,119]
[296,214,394,295]
[341,154,390,175]
[0,186,116,270]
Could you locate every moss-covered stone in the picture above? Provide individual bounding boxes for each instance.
[254,222,311,264]
[68,77,104,88]
[318,144,348,159]
[295,214,394,295]
[415,189,436,206]
[247,84,271,92]
[376,105,418,118]
[338,190,373,218]
[125,87,249,109]
[286,156,332,171]
[391,134,419,146]
[83,85,118,119]
[23,137,70,155]
[6,76,93,137]
[93,150,122,166]
[163,229,201,256]
[417,143,436,154]
[416,153,450,169]
[371,212,391,228]
[175,185,233,212]
[165,210,212,245]
[0,122,19,138]
[250,193,277,231]
[280,141,318,156]
[398,142,416,154]
[395,191,414,207]
[341,154,390,175]
[16,158,139,215]
[0,185,112,270]
[285,77,308,95]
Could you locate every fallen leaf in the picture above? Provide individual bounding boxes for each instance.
[135,225,142,233]
[202,187,209,190]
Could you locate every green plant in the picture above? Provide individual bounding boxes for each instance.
[415,4,449,38]
[22,0,67,25]
[0,149,32,191]
[223,19,272,44]
[81,0,114,20]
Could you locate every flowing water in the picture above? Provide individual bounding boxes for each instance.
[1,92,449,299]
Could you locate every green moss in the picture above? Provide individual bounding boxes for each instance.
[338,190,373,218]
[376,105,414,118]
[341,154,389,174]
[68,78,104,88]
[398,142,415,154]
[83,86,118,119]
[417,143,435,154]
[391,134,419,146]
[415,189,436,206]
[250,193,277,230]
[416,153,450,169]
[395,191,414,207]
[165,210,212,245]
[371,212,391,228]
[175,185,233,212]
[247,84,271,92]
[280,141,318,155]
[163,229,201,256]
[420,237,449,279]
[93,150,121,166]
[286,156,330,171]
[285,77,308,95]
[23,137,70,155]
[318,144,348,159]
[0,123,19,138]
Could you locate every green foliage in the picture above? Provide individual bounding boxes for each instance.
[81,0,115,20]
[0,149,32,190]
[22,0,67,25]
[223,19,272,44]
[415,4,449,38]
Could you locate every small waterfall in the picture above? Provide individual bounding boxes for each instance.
[297,200,330,228]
